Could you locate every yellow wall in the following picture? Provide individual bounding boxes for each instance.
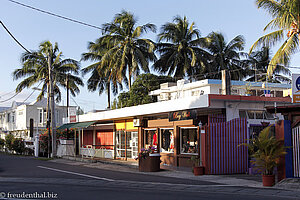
[115,120,137,131]
[283,89,292,97]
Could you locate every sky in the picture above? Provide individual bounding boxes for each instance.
[1,0,300,112]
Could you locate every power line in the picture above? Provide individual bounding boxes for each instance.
[8,0,102,30]
[0,21,31,53]
[0,92,20,103]
[21,82,43,103]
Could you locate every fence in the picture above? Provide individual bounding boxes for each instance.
[292,126,300,177]
[207,118,248,174]
[80,145,114,159]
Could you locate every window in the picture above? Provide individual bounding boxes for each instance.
[264,111,274,119]
[180,127,198,154]
[144,129,157,149]
[255,111,264,119]
[247,111,255,119]
[239,110,274,120]
[160,129,174,153]
[11,112,15,123]
[38,109,48,124]
[231,89,238,95]
[7,113,10,123]
[276,91,283,97]
[43,109,47,123]
[39,109,43,124]
[239,110,247,118]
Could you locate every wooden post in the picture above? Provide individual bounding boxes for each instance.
[174,126,179,167]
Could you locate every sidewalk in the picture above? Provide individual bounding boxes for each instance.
[52,156,300,191]
[45,156,300,198]
[53,156,263,188]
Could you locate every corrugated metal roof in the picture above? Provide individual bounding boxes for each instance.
[57,121,97,130]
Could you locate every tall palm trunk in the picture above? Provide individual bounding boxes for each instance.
[128,67,132,91]
[106,82,111,109]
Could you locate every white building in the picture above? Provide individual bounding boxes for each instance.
[0,98,70,141]
[150,79,290,102]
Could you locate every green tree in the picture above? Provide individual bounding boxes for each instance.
[113,73,175,109]
[153,16,210,80]
[13,41,83,102]
[250,0,299,79]
[97,11,156,90]
[204,32,246,80]
[244,46,291,83]
[82,40,122,109]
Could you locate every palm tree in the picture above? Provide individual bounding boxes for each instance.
[245,46,291,83]
[97,10,156,90]
[153,16,210,80]
[81,41,122,109]
[204,32,247,80]
[13,41,83,102]
[250,0,299,79]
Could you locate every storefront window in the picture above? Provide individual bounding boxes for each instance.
[160,129,174,153]
[180,127,198,154]
[144,129,157,149]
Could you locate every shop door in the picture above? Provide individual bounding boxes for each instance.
[116,131,138,159]
[116,130,126,158]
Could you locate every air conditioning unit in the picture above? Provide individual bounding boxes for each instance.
[133,119,140,127]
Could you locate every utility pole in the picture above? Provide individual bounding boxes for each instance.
[48,53,57,158]
[66,73,70,139]
[46,80,51,158]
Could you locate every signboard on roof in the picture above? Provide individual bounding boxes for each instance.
[292,74,300,103]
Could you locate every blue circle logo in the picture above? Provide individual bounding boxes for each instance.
[296,77,300,90]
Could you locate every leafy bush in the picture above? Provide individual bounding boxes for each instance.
[12,138,25,154]
[24,147,34,155]
[0,138,5,150]
[5,134,15,151]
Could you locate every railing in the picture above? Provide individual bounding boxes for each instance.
[80,145,114,159]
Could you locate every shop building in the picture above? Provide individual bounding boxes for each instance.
[61,90,291,174]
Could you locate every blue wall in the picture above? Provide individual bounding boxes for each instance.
[284,120,293,178]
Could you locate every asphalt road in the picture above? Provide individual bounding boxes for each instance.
[0,153,297,200]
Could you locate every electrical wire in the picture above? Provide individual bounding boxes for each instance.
[0,92,20,103]
[21,82,43,103]
[7,0,102,30]
[0,21,31,53]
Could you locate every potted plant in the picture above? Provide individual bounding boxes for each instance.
[241,126,286,186]
[136,146,160,172]
[190,155,205,175]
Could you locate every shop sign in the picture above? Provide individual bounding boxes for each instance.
[169,110,196,121]
[68,107,77,123]
[292,74,300,103]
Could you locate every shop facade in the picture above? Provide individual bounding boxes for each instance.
[59,94,291,174]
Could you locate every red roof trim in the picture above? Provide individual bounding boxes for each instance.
[208,94,291,105]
